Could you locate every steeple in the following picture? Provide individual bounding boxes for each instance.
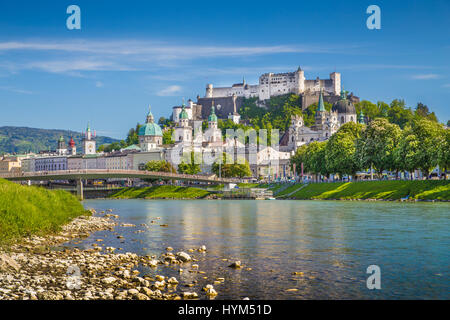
[146,105,154,123]
[358,110,365,124]
[208,105,218,122]
[317,89,325,112]
[86,122,92,140]
[340,86,347,100]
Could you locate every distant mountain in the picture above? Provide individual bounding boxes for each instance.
[0,126,119,155]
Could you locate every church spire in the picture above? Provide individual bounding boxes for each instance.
[317,88,325,112]
[340,86,347,100]
[358,109,365,124]
[146,105,154,123]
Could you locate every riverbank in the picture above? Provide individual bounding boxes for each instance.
[109,185,218,199]
[278,180,450,201]
[0,211,233,300]
[0,178,88,244]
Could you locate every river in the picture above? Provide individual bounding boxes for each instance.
[72,199,449,299]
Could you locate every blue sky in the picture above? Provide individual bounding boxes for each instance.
[0,0,449,139]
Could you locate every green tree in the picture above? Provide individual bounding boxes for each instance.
[177,152,201,175]
[395,119,444,178]
[325,122,363,179]
[212,154,252,178]
[387,99,414,128]
[304,141,328,178]
[145,160,176,173]
[356,118,401,177]
[290,144,308,175]
[355,100,379,121]
[414,103,438,122]
[125,123,141,146]
[163,128,174,145]
[438,128,450,178]
[394,129,419,179]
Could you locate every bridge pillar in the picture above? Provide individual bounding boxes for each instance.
[76,179,84,201]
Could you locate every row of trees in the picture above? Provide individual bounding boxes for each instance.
[239,94,446,132]
[144,153,252,178]
[290,118,449,180]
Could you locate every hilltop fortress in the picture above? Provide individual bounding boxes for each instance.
[206,67,340,100]
[172,67,359,122]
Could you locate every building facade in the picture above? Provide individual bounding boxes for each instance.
[205,68,341,100]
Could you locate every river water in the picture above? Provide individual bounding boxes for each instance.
[74,199,449,299]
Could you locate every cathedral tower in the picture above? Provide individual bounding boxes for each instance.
[82,123,96,155]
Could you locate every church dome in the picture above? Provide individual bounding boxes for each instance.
[332,91,356,114]
[138,122,163,137]
[138,105,163,137]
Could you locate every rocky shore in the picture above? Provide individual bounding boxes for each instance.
[0,210,231,300]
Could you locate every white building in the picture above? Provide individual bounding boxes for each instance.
[34,156,68,171]
[205,67,341,101]
[280,89,357,152]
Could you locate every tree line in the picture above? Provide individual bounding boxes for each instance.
[290,118,449,180]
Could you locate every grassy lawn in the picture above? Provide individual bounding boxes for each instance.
[0,179,87,244]
[237,183,261,188]
[276,184,305,197]
[288,180,450,200]
[109,185,212,199]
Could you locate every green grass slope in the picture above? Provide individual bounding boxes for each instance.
[0,179,87,244]
[109,185,212,199]
[287,180,450,200]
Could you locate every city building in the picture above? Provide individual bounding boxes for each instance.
[82,124,96,155]
[138,106,163,151]
[280,89,356,152]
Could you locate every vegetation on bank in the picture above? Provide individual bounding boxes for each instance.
[291,118,449,179]
[109,185,212,199]
[282,180,450,201]
[0,179,87,244]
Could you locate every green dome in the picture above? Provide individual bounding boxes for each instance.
[179,104,189,120]
[208,106,218,122]
[138,122,163,137]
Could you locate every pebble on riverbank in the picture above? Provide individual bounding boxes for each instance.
[0,214,222,301]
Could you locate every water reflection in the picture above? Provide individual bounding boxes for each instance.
[75,199,450,299]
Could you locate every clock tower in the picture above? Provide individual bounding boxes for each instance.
[82,123,96,155]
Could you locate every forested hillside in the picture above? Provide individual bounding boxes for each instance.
[0,126,118,154]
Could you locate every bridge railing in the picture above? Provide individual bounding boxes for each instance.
[0,169,239,183]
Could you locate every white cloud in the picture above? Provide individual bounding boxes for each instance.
[0,39,358,76]
[95,81,104,88]
[442,83,450,88]
[411,74,441,80]
[0,86,33,94]
[0,40,335,58]
[156,85,182,96]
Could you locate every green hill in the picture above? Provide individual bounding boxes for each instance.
[0,126,119,154]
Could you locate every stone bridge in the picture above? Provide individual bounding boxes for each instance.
[0,169,238,200]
